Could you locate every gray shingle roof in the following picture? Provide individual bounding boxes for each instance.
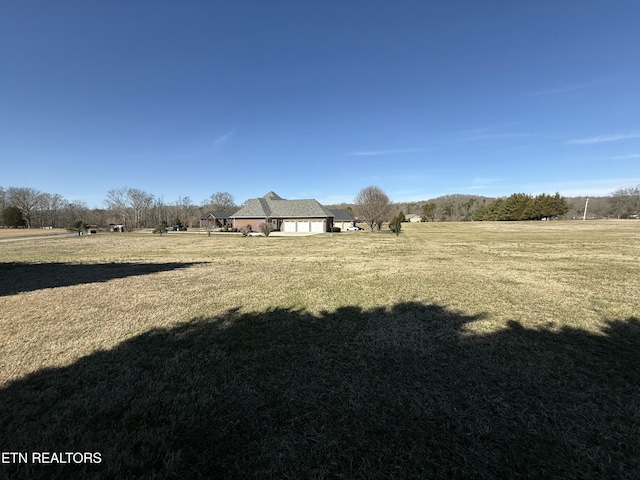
[231,199,271,218]
[231,192,334,219]
[262,191,282,200]
[200,210,235,220]
[329,209,355,222]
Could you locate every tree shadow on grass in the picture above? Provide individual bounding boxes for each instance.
[0,262,206,296]
[1,303,639,479]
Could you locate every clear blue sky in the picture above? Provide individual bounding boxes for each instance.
[1,1,639,208]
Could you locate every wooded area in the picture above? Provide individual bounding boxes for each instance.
[0,186,237,231]
[1,184,639,231]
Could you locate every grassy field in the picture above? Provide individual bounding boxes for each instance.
[1,221,639,479]
[0,227,68,238]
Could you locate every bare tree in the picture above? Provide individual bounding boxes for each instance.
[128,188,155,228]
[105,188,133,229]
[204,192,236,211]
[612,185,640,218]
[150,197,169,227]
[7,187,43,228]
[39,193,67,228]
[354,186,392,231]
[630,186,640,218]
[64,202,90,226]
[79,208,109,230]
[176,196,190,225]
[0,186,6,227]
[105,188,157,229]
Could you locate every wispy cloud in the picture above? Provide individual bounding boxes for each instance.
[522,177,640,197]
[464,133,534,141]
[349,148,417,156]
[466,178,506,191]
[568,132,640,145]
[607,154,640,160]
[522,81,596,98]
[472,177,504,185]
[214,130,235,146]
[317,195,355,205]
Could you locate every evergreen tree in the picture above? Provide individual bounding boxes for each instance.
[3,206,26,227]
[152,221,168,236]
[389,214,402,236]
[421,203,436,222]
[67,220,87,236]
[503,193,532,221]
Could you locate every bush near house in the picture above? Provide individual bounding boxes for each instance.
[259,222,273,236]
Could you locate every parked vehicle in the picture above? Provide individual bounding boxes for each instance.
[345,225,364,231]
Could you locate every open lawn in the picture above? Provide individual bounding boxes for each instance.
[1,221,639,479]
[0,228,69,239]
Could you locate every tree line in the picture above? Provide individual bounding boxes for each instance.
[471,193,569,221]
[386,186,640,222]
[0,186,237,230]
[3,183,638,231]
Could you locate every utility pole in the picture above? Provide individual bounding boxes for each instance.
[583,198,589,221]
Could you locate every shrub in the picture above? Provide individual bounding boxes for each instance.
[152,223,167,236]
[68,220,88,236]
[259,222,274,236]
[389,215,402,236]
[240,225,252,237]
[331,227,341,232]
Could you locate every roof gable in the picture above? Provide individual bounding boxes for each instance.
[231,198,271,218]
[231,192,334,218]
[262,191,283,201]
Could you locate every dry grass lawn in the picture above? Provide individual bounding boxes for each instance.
[1,221,639,479]
[0,227,68,238]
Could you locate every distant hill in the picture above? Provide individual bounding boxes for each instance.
[327,194,619,222]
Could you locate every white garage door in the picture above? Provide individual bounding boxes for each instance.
[283,220,297,232]
[310,221,324,232]
[296,221,310,232]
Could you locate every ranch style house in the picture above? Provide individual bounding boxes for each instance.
[231,191,338,233]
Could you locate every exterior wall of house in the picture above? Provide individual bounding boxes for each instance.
[232,218,267,231]
[234,217,333,232]
[281,217,333,233]
[333,221,353,230]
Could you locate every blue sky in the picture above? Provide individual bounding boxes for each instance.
[1,1,639,208]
